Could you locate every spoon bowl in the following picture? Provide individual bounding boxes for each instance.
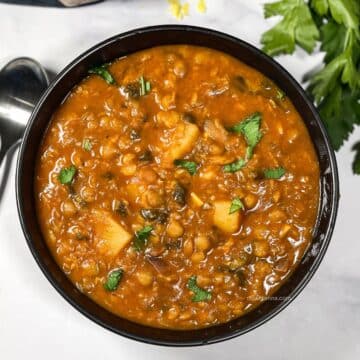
[0,57,49,164]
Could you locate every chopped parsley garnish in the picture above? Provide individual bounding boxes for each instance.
[88,65,116,85]
[229,112,262,149]
[124,76,151,98]
[58,165,77,185]
[82,138,92,151]
[187,275,212,302]
[229,197,245,214]
[263,167,286,179]
[223,158,246,173]
[174,159,198,175]
[103,269,124,292]
[276,89,286,101]
[133,225,153,252]
[139,76,151,96]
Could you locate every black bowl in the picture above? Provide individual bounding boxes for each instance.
[16,25,339,346]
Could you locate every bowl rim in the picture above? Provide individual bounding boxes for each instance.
[16,24,339,346]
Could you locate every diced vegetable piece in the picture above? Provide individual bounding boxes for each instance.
[93,210,132,256]
[204,119,228,144]
[140,208,168,224]
[165,122,200,166]
[138,150,153,162]
[213,200,241,233]
[232,75,248,92]
[173,183,187,206]
[112,200,128,216]
[190,192,204,208]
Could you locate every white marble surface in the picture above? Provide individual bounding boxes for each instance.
[0,1,359,359]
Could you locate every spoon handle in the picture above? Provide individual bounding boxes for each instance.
[0,119,24,164]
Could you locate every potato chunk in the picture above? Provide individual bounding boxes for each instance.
[167,122,199,162]
[92,210,132,256]
[154,111,200,167]
[213,200,241,234]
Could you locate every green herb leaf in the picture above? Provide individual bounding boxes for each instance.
[229,197,245,214]
[82,138,92,151]
[261,0,319,56]
[187,275,212,302]
[103,269,124,291]
[88,65,116,85]
[260,0,360,174]
[228,112,263,160]
[174,159,198,175]
[139,76,151,96]
[317,85,360,150]
[320,20,347,63]
[276,89,286,100]
[311,0,329,16]
[58,165,77,185]
[228,112,262,145]
[326,0,360,31]
[133,225,153,252]
[223,158,246,173]
[264,167,286,179]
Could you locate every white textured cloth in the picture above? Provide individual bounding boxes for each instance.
[0,1,359,359]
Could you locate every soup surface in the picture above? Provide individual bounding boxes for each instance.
[35,45,319,329]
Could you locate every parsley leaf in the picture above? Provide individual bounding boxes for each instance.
[276,89,286,100]
[187,275,212,302]
[174,159,198,175]
[58,165,76,185]
[320,20,347,63]
[264,167,286,179]
[228,112,262,146]
[261,0,360,174]
[311,0,329,16]
[229,197,245,214]
[261,0,319,56]
[223,158,246,173]
[228,112,263,160]
[139,76,151,96]
[103,269,124,292]
[88,65,116,85]
[133,225,153,252]
[318,85,360,149]
[82,138,92,151]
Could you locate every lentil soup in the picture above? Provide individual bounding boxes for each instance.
[35,45,320,329]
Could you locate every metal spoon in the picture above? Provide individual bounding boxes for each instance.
[0,57,49,165]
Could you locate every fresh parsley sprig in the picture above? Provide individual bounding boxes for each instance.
[133,225,153,252]
[229,197,245,214]
[88,65,116,85]
[103,269,124,292]
[174,159,198,175]
[261,0,360,174]
[187,275,212,302]
[58,165,77,185]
